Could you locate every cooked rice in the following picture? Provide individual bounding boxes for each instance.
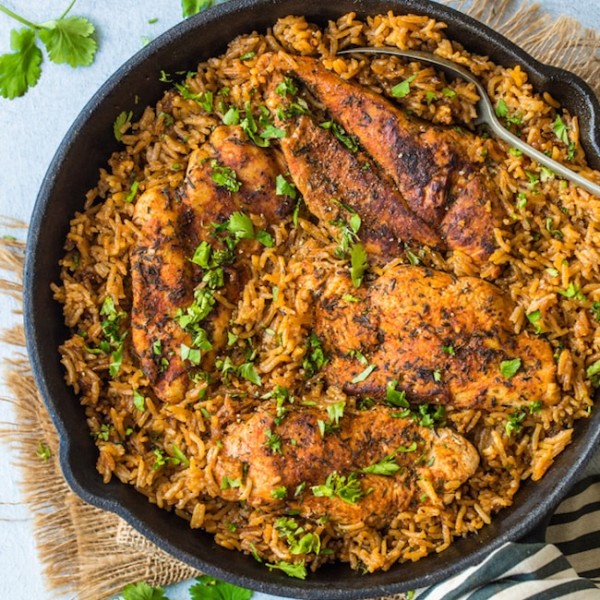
[52,12,600,575]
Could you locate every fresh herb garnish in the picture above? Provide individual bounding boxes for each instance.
[275,174,298,199]
[350,242,368,288]
[311,471,366,504]
[559,282,586,301]
[210,159,241,192]
[133,390,146,412]
[350,363,376,384]
[391,73,418,98]
[527,310,543,334]
[120,581,170,600]
[266,561,307,580]
[414,403,446,428]
[114,110,133,142]
[302,332,328,377]
[385,380,409,408]
[181,0,214,18]
[264,429,282,454]
[361,442,417,476]
[275,76,298,97]
[505,410,527,436]
[0,1,98,99]
[586,360,600,387]
[500,358,521,379]
[189,575,254,600]
[320,120,359,153]
[552,115,570,145]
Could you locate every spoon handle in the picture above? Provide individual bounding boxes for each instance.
[338,47,600,197]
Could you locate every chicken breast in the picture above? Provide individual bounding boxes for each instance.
[213,406,479,527]
[272,53,503,263]
[312,265,559,410]
[280,112,442,258]
[131,126,291,403]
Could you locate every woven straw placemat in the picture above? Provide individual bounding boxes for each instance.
[1,2,599,598]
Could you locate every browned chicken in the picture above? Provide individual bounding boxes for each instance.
[131,126,291,403]
[280,112,442,257]
[311,265,559,410]
[272,53,503,263]
[213,406,479,527]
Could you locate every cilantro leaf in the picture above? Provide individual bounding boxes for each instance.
[38,16,96,67]
[266,561,307,579]
[181,0,214,18]
[0,28,42,99]
[350,363,376,384]
[500,358,521,379]
[120,581,169,600]
[552,115,570,145]
[189,575,253,600]
[391,73,418,98]
[350,242,367,288]
[114,110,133,142]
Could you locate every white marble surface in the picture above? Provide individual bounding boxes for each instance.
[0,1,598,599]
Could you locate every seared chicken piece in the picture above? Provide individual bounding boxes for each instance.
[280,113,442,257]
[213,406,479,527]
[273,53,502,263]
[131,188,193,403]
[312,265,558,410]
[131,126,291,403]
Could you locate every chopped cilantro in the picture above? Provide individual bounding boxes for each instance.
[276,76,299,97]
[133,390,146,412]
[552,115,570,145]
[114,110,133,142]
[505,410,526,436]
[275,174,298,199]
[362,441,417,475]
[238,362,262,385]
[303,332,328,377]
[181,0,214,18]
[350,363,376,383]
[271,486,287,499]
[442,87,457,99]
[386,380,409,408]
[124,180,140,203]
[391,73,418,98]
[220,476,242,490]
[414,403,446,428]
[350,242,367,288]
[266,561,307,580]
[320,120,359,153]
[210,160,241,192]
[222,105,240,125]
[500,358,521,379]
[264,429,282,454]
[311,471,366,504]
[559,282,586,301]
[586,359,600,387]
[527,310,543,334]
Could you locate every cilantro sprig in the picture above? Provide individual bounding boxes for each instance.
[0,0,98,99]
[119,575,253,600]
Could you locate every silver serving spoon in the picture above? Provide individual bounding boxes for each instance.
[338,47,600,197]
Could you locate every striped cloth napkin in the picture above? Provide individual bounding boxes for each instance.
[416,476,600,599]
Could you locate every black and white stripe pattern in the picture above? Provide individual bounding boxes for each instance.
[416,476,600,599]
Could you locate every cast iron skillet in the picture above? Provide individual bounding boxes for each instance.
[24,0,600,598]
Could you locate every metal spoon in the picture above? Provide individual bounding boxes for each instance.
[338,47,600,197]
